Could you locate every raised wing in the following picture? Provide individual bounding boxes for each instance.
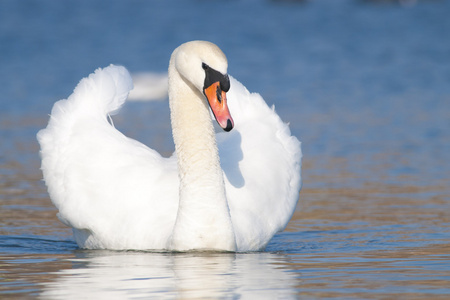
[218,76,302,251]
[37,65,179,249]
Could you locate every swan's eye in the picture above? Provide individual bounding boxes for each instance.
[202,63,209,70]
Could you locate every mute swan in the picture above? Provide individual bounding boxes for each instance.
[37,41,302,252]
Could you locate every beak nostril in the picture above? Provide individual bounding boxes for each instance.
[216,85,222,104]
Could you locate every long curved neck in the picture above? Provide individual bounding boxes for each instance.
[167,57,236,251]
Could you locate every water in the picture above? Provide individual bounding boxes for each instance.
[1,0,449,298]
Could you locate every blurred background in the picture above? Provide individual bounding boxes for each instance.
[1,0,449,179]
[1,0,449,298]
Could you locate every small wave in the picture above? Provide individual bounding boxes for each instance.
[0,235,77,254]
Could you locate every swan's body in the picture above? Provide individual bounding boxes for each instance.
[38,41,302,252]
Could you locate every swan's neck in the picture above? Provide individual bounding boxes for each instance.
[167,59,236,251]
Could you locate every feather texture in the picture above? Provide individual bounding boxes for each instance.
[38,42,301,251]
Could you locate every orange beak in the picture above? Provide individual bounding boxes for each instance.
[204,81,234,132]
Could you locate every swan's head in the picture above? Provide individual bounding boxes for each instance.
[172,41,233,132]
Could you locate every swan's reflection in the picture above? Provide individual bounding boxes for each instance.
[40,251,298,299]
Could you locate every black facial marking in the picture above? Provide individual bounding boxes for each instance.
[221,74,230,92]
[202,63,230,93]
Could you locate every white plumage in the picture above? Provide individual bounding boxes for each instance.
[38,41,302,252]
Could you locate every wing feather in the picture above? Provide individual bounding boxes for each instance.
[37,65,179,249]
[218,76,302,251]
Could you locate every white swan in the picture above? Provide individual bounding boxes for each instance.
[37,41,302,252]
